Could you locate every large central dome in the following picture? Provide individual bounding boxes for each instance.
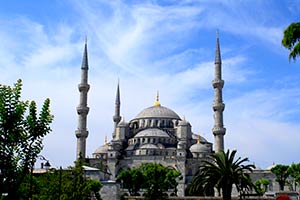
[134,105,180,120]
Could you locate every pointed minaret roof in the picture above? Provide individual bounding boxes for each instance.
[104,135,108,145]
[115,80,120,105]
[215,30,221,64]
[81,37,89,69]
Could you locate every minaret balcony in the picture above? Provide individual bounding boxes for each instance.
[212,79,224,88]
[78,83,90,92]
[75,130,89,138]
[212,102,225,111]
[212,127,226,135]
[113,115,121,122]
[77,106,90,114]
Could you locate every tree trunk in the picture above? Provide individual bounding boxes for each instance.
[222,184,232,200]
[279,181,285,191]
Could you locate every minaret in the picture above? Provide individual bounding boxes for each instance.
[75,39,90,159]
[113,81,121,139]
[212,31,226,152]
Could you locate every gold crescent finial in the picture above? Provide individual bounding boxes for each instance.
[154,91,161,106]
[197,135,201,144]
[104,135,108,145]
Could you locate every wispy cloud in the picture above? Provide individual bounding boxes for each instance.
[0,0,299,169]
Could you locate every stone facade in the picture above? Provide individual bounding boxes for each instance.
[100,181,121,200]
[91,102,214,197]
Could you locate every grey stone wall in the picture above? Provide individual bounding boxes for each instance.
[100,181,121,200]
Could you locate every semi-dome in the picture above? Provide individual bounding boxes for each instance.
[94,144,108,154]
[94,137,109,154]
[134,105,180,120]
[140,144,159,149]
[190,143,211,153]
[192,134,208,142]
[178,118,191,126]
[134,128,170,138]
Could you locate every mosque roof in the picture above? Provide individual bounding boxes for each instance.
[266,164,276,170]
[190,135,212,153]
[94,136,109,154]
[133,92,180,120]
[190,143,211,153]
[134,105,180,120]
[134,128,170,138]
[192,134,208,143]
[94,144,108,154]
[139,144,159,149]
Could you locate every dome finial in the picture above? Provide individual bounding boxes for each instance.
[197,135,201,144]
[154,91,161,106]
[104,135,108,145]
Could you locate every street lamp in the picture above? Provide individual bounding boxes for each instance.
[37,155,51,170]
[29,155,51,199]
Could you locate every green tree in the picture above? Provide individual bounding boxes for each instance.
[62,159,102,200]
[117,163,180,199]
[19,169,65,200]
[271,164,290,191]
[287,163,300,191]
[255,178,270,195]
[186,169,214,196]
[19,159,102,200]
[282,22,300,61]
[190,150,254,200]
[0,79,53,199]
[140,163,181,200]
[117,168,144,196]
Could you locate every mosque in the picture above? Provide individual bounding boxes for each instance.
[74,35,284,198]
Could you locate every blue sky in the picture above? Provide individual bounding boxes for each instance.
[0,0,300,169]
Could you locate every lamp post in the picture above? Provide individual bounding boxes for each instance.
[29,155,51,199]
[59,166,62,200]
[37,155,51,171]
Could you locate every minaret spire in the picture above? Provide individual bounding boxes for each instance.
[215,30,221,66]
[75,40,90,159]
[113,80,121,139]
[212,31,226,152]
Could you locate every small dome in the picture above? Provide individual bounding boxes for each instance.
[134,128,170,138]
[254,166,262,170]
[134,106,180,120]
[94,144,108,154]
[178,119,190,126]
[266,164,276,170]
[192,134,208,142]
[118,118,127,127]
[157,143,165,149]
[190,143,211,153]
[140,144,159,149]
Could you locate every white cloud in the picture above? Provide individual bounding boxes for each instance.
[225,87,300,168]
[0,0,299,169]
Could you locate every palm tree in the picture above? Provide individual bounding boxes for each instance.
[189,150,255,200]
[282,22,300,62]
